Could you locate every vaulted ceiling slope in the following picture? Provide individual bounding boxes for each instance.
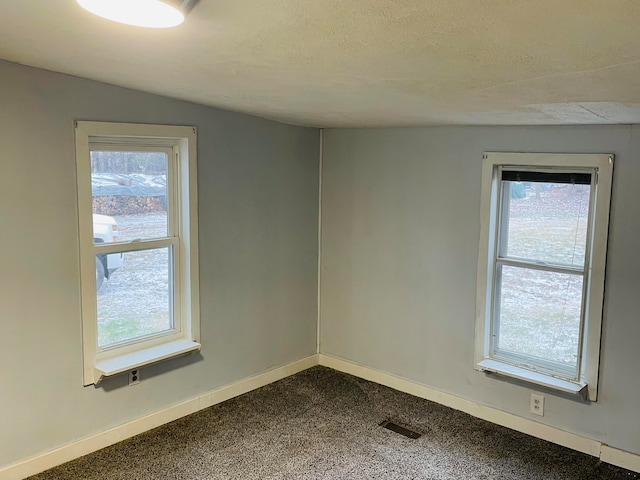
[1,1,640,127]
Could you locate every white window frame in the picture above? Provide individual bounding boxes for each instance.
[75,121,200,386]
[474,152,613,401]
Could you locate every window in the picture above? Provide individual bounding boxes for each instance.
[475,153,613,401]
[76,122,200,386]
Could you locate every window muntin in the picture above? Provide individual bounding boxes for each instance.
[475,153,613,401]
[76,122,199,386]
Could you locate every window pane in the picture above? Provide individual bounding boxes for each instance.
[91,151,168,243]
[496,265,582,369]
[97,247,173,348]
[502,182,590,267]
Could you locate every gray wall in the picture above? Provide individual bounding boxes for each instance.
[3,55,639,469]
[320,125,640,455]
[0,60,319,467]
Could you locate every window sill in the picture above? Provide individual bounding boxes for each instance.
[476,359,587,397]
[93,339,201,385]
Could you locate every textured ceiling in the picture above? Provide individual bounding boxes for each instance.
[1,1,640,127]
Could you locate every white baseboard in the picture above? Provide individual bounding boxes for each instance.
[0,355,319,480]
[601,444,640,473]
[318,353,640,473]
[5,353,639,479]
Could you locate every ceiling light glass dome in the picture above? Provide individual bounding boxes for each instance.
[76,0,199,28]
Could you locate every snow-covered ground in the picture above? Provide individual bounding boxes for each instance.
[96,213,170,347]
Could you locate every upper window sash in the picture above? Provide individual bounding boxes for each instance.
[89,144,179,242]
[494,166,596,270]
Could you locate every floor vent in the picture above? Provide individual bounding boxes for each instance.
[379,420,423,439]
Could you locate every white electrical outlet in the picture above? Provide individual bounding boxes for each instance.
[129,369,140,386]
[530,393,544,416]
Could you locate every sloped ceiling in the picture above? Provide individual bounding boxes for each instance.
[1,1,640,127]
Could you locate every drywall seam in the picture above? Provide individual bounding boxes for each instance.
[316,128,324,355]
[318,354,640,473]
[0,355,320,480]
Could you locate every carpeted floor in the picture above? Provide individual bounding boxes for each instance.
[29,367,638,479]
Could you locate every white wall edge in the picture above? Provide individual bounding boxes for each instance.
[316,128,324,355]
[0,354,320,480]
[318,354,640,473]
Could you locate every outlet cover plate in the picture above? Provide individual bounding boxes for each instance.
[129,369,140,386]
[530,393,544,416]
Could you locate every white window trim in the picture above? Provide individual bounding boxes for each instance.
[75,121,200,386]
[474,152,613,401]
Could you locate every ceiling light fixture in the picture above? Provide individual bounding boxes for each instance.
[76,0,200,28]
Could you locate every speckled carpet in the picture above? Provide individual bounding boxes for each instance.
[29,367,637,479]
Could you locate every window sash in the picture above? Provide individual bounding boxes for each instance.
[84,143,182,357]
[488,167,598,382]
[496,172,595,269]
[90,144,179,240]
[490,262,585,380]
[94,242,181,354]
